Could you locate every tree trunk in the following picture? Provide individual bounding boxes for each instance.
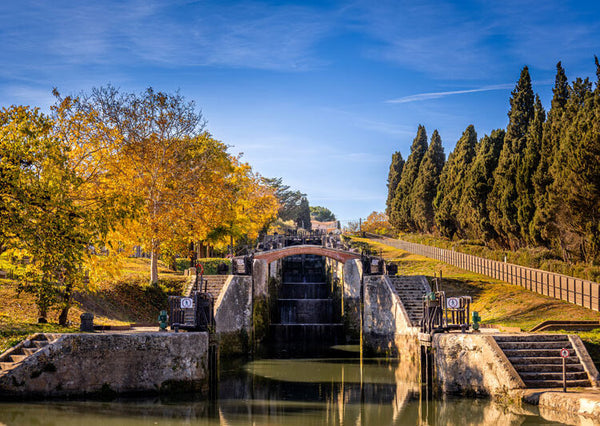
[58,280,74,326]
[38,306,48,323]
[58,305,70,326]
[150,238,159,284]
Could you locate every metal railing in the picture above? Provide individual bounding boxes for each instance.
[420,291,471,334]
[168,293,215,332]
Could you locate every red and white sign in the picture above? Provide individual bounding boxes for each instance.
[560,348,570,358]
[447,297,460,309]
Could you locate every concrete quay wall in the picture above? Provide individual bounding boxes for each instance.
[0,332,209,399]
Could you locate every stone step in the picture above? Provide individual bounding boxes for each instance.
[23,348,38,356]
[33,340,49,349]
[0,362,16,371]
[509,356,580,365]
[494,334,570,343]
[496,341,573,350]
[503,349,578,358]
[519,371,589,381]
[10,355,27,363]
[523,379,591,388]
[394,288,428,293]
[515,363,585,373]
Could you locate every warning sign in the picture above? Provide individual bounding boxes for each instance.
[560,348,570,358]
[446,297,460,309]
[180,298,193,309]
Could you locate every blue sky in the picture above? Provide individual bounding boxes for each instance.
[2,0,600,224]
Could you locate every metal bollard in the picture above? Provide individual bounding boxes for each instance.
[80,313,94,332]
[471,311,481,331]
[158,310,169,331]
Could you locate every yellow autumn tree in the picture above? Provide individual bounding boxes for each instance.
[361,211,394,236]
[67,86,219,283]
[210,159,278,252]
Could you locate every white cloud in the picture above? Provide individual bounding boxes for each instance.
[0,0,337,72]
[386,84,514,104]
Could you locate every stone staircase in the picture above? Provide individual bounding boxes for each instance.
[0,334,57,377]
[186,274,229,299]
[388,276,430,326]
[494,334,592,388]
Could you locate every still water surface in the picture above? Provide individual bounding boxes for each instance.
[0,355,564,425]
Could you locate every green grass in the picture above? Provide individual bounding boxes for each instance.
[0,256,187,353]
[353,236,600,366]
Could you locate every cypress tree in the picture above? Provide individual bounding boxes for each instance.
[389,125,428,231]
[550,71,599,262]
[295,197,312,230]
[434,124,477,238]
[411,130,445,233]
[531,62,569,244]
[457,129,505,240]
[517,95,545,244]
[385,151,404,216]
[488,66,535,248]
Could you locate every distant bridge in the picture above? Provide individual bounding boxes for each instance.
[252,244,361,264]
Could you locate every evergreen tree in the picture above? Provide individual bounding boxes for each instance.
[531,62,569,244]
[310,206,336,222]
[488,66,535,248]
[434,125,477,238]
[550,71,599,262]
[389,125,428,231]
[385,151,404,215]
[411,130,445,233]
[457,129,505,240]
[517,95,545,243]
[295,197,312,230]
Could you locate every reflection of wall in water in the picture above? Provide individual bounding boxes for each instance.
[217,359,421,425]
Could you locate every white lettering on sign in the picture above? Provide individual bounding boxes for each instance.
[180,298,193,309]
[560,348,570,358]
[446,297,460,309]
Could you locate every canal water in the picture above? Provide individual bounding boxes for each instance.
[0,351,563,425]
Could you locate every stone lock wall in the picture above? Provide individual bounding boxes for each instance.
[432,333,525,397]
[0,332,209,399]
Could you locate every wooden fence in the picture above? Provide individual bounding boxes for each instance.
[383,238,600,312]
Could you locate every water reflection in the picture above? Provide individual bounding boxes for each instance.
[0,357,565,425]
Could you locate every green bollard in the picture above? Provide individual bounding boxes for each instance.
[158,310,169,331]
[472,311,481,331]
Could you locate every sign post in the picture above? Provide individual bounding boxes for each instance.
[560,348,570,392]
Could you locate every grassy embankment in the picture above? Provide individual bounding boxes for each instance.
[352,236,600,366]
[0,257,187,353]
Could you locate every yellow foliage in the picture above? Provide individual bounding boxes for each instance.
[362,211,394,236]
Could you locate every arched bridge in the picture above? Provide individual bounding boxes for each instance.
[252,245,361,264]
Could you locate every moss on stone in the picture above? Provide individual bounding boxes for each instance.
[253,296,270,342]
[219,330,250,357]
